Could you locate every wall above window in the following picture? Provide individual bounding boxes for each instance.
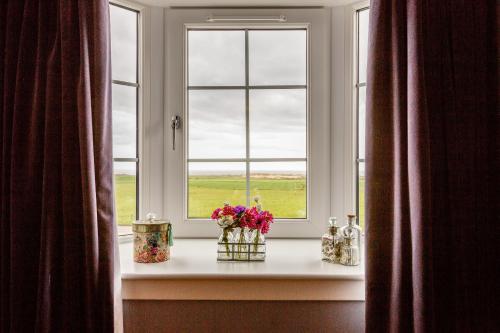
[135,0,360,8]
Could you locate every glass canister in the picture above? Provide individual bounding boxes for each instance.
[133,213,173,263]
[322,217,343,263]
[340,233,360,266]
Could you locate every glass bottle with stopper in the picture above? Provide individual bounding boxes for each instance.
[322,217,343,263]
[340,231,360,266]
[340,214,362,264]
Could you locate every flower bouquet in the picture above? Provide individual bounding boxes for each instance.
[211,198,274,261]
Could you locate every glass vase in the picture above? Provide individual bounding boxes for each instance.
[233,227,250,260]
[250,229,266,260]
[217,228,234,260]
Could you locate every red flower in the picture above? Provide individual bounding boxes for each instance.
[211,208,222,220]
[222,205,236,217]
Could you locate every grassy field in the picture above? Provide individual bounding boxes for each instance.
[114,174,136,225]
[115,174,365,230]
[188,175,306,218]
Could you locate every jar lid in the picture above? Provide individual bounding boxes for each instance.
[133,213,171,232]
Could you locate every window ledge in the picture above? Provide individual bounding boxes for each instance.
[120,239,365,301]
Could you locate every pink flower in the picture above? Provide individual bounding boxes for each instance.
[256,210,274,234]
[211,208,222,220]
[241,207,259,229]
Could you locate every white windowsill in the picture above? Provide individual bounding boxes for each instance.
[120,239,365,301]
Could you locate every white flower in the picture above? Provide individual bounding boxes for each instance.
[217,215,234,228]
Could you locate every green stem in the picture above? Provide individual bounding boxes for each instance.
[237,229,245,258]
[222,228,230,256]
[253,229,260,252]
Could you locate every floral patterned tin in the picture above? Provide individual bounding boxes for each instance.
[133,213,173,263]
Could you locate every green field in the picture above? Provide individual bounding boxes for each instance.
[114,174,137,225]
[115,174,365,230]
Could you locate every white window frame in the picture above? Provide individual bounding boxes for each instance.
[114,3,368,239]
[110,0,147,235]
[350,1,369,231]
[164,8,331,238]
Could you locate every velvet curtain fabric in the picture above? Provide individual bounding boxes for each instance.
[0,1,121,332]
[365,0,498,332]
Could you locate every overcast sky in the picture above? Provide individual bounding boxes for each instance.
[110,6,368,176]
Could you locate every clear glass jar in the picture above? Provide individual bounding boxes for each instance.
[249,229,266,260]
[217,228,234,260]
[340,214,362,262]
[340,234,360,266]
[233,227,250,260]
[322,217,343,263]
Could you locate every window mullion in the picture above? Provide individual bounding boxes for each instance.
[245,29,250,207]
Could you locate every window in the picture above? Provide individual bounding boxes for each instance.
[110,3,139,229]
[186,29,308,219]
[355,7,369,230]
[165,9,331,237]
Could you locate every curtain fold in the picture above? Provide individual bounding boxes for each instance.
[365,0,498,332]
[0,0,121,332]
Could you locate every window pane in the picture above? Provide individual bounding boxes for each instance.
[250,162,306,218]
[358,9,369,83]
[188,162,246,218]
[188,30,245,86]
[188,90,246,158]
[114,162,137,225]
[358,162,365,231]
[112,84,137,158]
[250,89,306,158]
[358,86,366,159]
[110,5,137,83]
[249,30,306,86]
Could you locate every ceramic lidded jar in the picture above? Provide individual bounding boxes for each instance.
[133,213,173,263]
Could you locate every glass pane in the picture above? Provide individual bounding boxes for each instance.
[110,5,137,83]
[188,163,246,218]
[114,162,137,225]
[250,162,306,218]
[358,86,366,159]
[189,90,246,158]
[358,162,365,231]
[250,89,306,158]
[249,30,307,86]
[358,9,369,83]
[112,84,137,158]
[188,30,245,86]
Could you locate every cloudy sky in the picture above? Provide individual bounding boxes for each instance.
[110,6,368,176]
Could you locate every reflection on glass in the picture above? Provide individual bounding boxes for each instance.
[358,9,369,83]
[188,163,246,218]
[249,30,307,85]
[250,162,306,218]
[188,30,245,86]
[358,162,365,231]
[189,90,246,158]
[110,5,137,83]
[250,89,306,158]
[114,162,137,225]
[358,86,366,159]
[112,84,137,158]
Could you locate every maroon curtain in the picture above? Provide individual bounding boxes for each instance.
[365,0,498,332]
[0,0,119,332]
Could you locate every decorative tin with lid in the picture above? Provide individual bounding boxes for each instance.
[133,213,173,263]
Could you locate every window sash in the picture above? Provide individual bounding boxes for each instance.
[110,3,140,227]
[186,28,309,215]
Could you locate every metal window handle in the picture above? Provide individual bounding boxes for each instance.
[171,115,181,150]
